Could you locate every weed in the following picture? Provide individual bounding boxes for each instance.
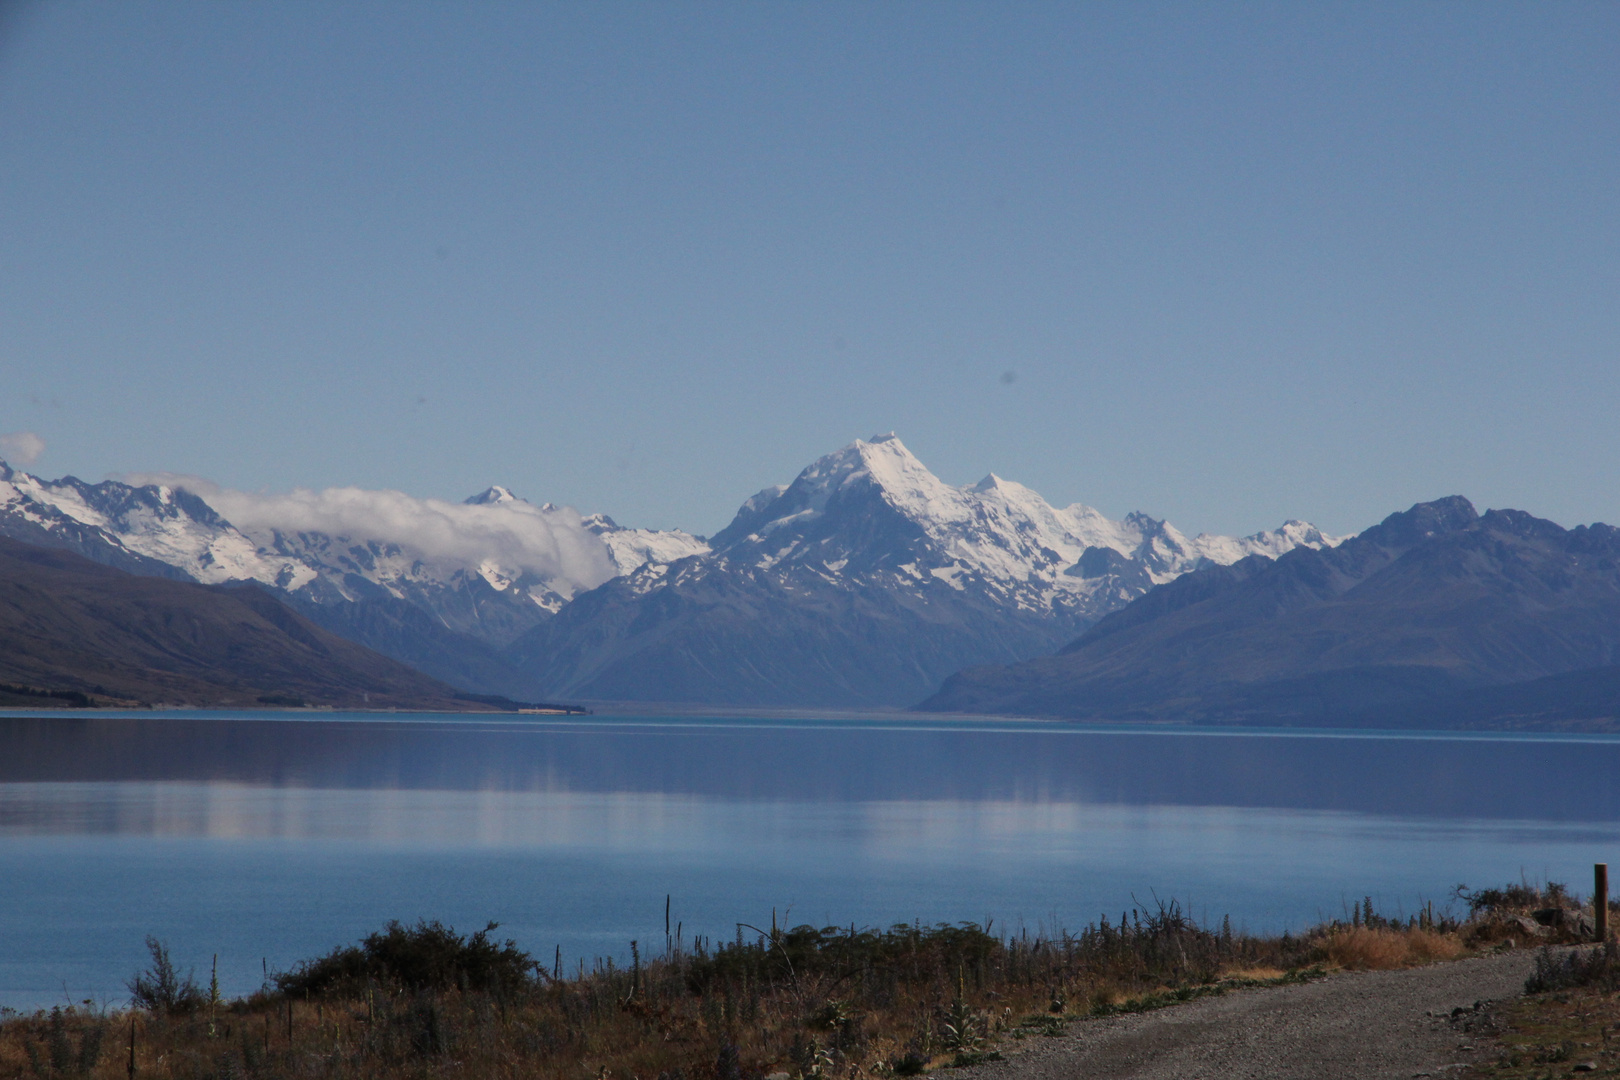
[716,1040,742,1080]
[940,997,982,1051]
[127,937,204,1016]
[807,999,853,1032]
[1018,1014,1066,1036]
[950,1050,1003,1067]
[891,1051,929,1076]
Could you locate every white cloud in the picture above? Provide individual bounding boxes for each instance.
[0,431,45,466]
[121,473,617,591]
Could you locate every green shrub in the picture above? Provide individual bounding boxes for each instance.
[275,920,535,996]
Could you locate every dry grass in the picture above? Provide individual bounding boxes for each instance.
[0,884,1588,1080]
[1316,926,1466,970]
[0,905,1314,1080]
[1221,966,1288,982]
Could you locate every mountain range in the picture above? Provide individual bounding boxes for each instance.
[0,458,705,698]
[507,435,1338,705]
[0,436,1338,707]
[0,535,496,710]
[921,497,1620,728]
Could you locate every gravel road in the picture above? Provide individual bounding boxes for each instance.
[954,951,1537,1080]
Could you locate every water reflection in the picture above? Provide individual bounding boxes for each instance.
[1,712,1617,1010]
[1,712,1618,823]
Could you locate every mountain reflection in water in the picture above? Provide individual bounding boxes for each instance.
[3,712,1619,822]
[0,711,1616,1010]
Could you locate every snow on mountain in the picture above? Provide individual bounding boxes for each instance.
[1188,519,1342,564]
[1,438,1332,629]
[1,437,1345,707]
[465,486,519,506]
[581,513,710,574]
[0,461,698,639]
[464,489,709,576]
[508,434,1348,706]
[194,480,618,602]
[701,433,1344,618]
[0,460,295,584]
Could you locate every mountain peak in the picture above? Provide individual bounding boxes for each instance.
[1362,496,1478,550]
[775,434,940,510]
[698,433,1343,607]
[972,473,1004,493]
[707,433,950,552]
[465,486,519,506]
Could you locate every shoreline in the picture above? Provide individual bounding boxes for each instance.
[0,893,1592,1080]
[8,705,1620,746]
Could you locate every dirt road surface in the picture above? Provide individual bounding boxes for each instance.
[955,950,1536,1080]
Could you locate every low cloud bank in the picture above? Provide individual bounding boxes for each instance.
[124,473,617,591]
[0,432,45,466]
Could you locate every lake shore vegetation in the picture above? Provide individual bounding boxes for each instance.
[0,882,1600,1080]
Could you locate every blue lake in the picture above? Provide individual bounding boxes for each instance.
[1,710,1617,1011]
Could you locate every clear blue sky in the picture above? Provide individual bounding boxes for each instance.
[1,1,1616,538]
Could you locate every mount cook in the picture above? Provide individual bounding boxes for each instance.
[0,435,1340,707]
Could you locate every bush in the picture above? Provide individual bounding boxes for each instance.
[275,919,535,996]
[127,936,205,1014]
[684,920,998,998]
[1525,942,1620,994]
[1457,881,1569,917]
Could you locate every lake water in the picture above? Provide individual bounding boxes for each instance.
[2,710,1617,1011]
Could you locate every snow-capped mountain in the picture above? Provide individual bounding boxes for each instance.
[463,486,711,579]
[0,460,704,696]
[704,433,1336,619]
[507,434,1343,706]
[0,436,1341,707]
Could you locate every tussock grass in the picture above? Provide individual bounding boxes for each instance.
[1221,966,1287,981]
[0,885,1586,1080]
[1317,926,1465,970]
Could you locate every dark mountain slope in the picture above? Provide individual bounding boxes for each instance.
[505,553,1077,707]
[0,535,494,709]
[920,498,1620,725]
[279,589,547,700]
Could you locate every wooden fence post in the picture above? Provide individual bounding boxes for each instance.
[1596,863,1609,943]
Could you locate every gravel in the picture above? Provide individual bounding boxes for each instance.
[950,950,1537,1080]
